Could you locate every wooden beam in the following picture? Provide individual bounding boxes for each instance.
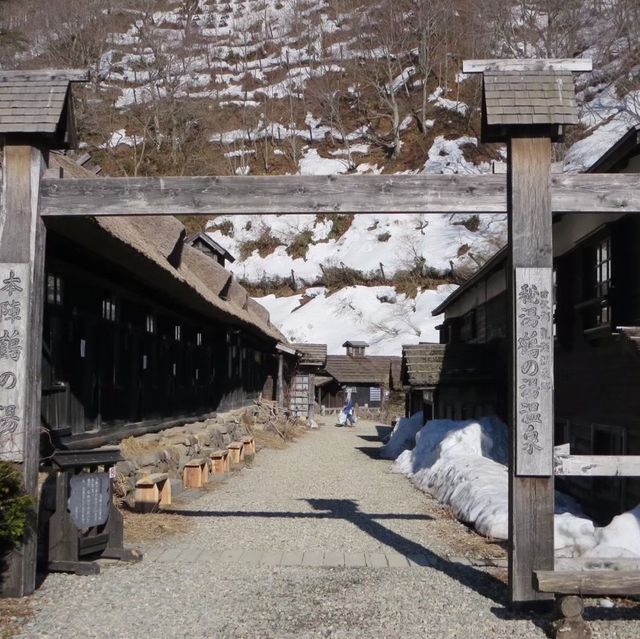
[508,136,555,605]
[463,58,592,73]
[36,173,640,217]
[0,69,90,83]
[535,570,640,595]
[554,454,640,476]
[38,174,507,216]
[551,174,640,214]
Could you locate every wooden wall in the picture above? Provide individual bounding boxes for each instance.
[41,232,277,448]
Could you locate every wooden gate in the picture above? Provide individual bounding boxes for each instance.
[2,61,640,623]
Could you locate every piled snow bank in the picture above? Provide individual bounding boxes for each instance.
[379,411,424,460]
[392,417,509,539]
[391,417,640,556]
[556,506,640,559]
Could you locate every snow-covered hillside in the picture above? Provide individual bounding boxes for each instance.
[208,211,505,283]
[2,0,639,354]
[258,284,455,355]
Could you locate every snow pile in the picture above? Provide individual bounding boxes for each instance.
[392,417,509,539]
[391,417,640,557]
[379,411,424,460]
[555,507,640,559]
[256,284,456,355]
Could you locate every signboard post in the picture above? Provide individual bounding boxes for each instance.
[0,145,47,598]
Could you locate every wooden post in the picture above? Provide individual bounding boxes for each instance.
[0,144,47,597]
[508,136,555,604]
[277,353,284,409]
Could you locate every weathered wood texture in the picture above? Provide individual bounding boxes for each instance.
[508,137,554,604]
[463,59,592,73]
[552,174,640,214]
[38,174,507,216]
[554,454,640,476]
[36,173,640,217]
[535,570,640,595]
[0,145,47,597]
[0,70,89,82]
[514,267,554,476]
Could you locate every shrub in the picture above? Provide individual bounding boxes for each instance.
[0,462,34,554]
[209,220,234,237]
[286,230,314,259]
[377,232,391,242]
[239,229,281,259]
[316,213,354,240]
[453,215,480,232]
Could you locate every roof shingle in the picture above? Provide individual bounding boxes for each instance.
[483,71,578,126]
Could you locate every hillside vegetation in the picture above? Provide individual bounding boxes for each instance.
[1,0,639,352]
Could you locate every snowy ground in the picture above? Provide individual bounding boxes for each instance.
[385,415,640,558]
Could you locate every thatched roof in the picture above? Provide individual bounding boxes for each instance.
[324,355,400,386]
[46,153,285,344]
[401,342,498,387]
[291,343,327,368]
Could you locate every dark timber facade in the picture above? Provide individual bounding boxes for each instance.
[430,124,640,521]
[40,154,285,450]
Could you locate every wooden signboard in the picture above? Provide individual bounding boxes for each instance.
[514,267,554,476]
[0,263,30,462]
[68,472,111,529]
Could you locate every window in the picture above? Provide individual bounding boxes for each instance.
[174,324,182,341]
[102,297,117,322]
[369,387,381,402]
[146,314,155,334]
[460,309,477,342]
[196,331,202,346]
[552,267,557,339]
[581,235,612,331]
[595,237,611,298]
[47,274,63,306]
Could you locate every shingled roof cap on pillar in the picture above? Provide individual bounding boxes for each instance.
[462,58,591,142]
[0,69,89,148]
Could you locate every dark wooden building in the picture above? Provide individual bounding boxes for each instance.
[429,124,640,520]
[41,153,286,450]
[320,341,400,409]
[401,341,504,424]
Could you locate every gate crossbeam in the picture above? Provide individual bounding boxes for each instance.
[37,173,640,217]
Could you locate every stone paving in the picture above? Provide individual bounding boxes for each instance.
[17,417,640,638]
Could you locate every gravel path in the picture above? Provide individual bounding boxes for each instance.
[18,418,640,638]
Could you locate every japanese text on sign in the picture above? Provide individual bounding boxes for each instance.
[0,264,29,462]
[515,268,553,476]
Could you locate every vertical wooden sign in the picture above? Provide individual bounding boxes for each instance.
[0,263,30,461]
[0,144,47,598]
[508,136,555,604]
[514,267,554,476]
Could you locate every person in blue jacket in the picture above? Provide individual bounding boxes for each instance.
[342,397,355,427]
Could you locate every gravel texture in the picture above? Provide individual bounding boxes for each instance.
[17,418,640,638]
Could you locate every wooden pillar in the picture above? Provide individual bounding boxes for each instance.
[277,353,284,409]
[0,144,47,597]
[508,136,555,604]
